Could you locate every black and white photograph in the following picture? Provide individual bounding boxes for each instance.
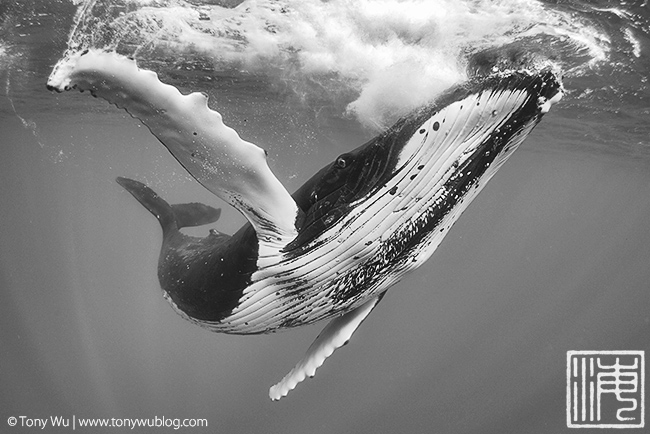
[1,1,648,432]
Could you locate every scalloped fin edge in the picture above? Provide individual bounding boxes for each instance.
[269,294,385,400]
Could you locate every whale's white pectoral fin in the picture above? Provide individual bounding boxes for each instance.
[47,49,298,247]
[269,294,385,401]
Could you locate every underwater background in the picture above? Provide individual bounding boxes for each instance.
[1,0,649,432]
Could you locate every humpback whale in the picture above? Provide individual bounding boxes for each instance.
[47,49,563,400]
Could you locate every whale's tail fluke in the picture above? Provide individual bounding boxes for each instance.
[116,177,221,234]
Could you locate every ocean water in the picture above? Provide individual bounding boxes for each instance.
[1,0,649,433]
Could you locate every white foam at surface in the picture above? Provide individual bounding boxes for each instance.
[62,0,609,128]
[624,28,642,58]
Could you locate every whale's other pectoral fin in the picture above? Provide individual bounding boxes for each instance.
[48,49,299,249]
[269,293,386,401]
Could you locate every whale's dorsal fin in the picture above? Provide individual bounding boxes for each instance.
[49,50,299,251]
[171,203,222,229]
[269,293,386,400]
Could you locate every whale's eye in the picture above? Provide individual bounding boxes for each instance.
[335,154,352,169]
